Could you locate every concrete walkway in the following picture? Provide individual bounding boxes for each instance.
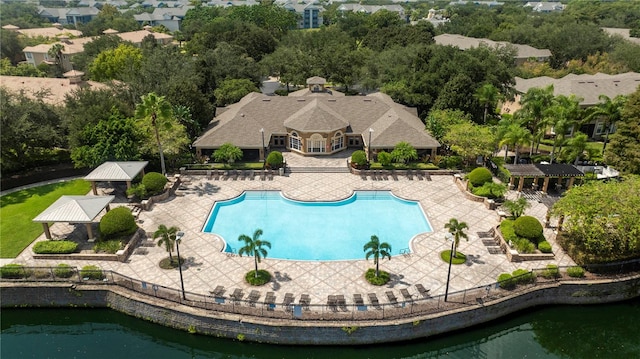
[10,165,574,307]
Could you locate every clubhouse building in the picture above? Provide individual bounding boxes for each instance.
[193,77,440,161]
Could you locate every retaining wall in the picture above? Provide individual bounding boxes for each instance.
[2,276,638,345]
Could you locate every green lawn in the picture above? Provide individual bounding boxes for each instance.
[0,179,91,258]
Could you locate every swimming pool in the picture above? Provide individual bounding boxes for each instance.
[203,191,432,261]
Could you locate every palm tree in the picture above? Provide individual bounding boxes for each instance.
[474,83,500,123]
[565,132,592,165]
[499,123,532,164]
[154,224,179,261]
[238,229,271,278]
[519,85,555,155]
[444,218,468,257]
[135,92,174,175]
[583,94,627,155]
[390,142,418,164]
[545,94,582,163]
[363,235,392,278]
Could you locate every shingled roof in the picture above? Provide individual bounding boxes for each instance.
[504,163,584,177]
[194,92,439,150]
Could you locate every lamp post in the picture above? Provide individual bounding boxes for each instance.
[260,128,266,168]
[368,128,374,161]
[444,233,454,302]
[175,231,186,300]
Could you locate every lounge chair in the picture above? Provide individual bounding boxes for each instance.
[248,169,255,181]
[424,172,432,181]
[260,170,266,181]
[239,170,246,180]
[230,288,244,303]
[210,285,225,297]
[231,170,239,180]
[283,293,295,311]
[390,169,398,181]
[400,288,413,301]
[299,294,311,310]
[267,169,274,180]
[416,170,424,180]
[381,170,389,180]
[360,171,368,180]
[415,284,430,298]
[354,294,367,311]
[406,169,413,180]
[207,169,212,180]
[386,291,399,306]
[213,169,220,180]
[248,290,260,306]
[370,171,377,181]
[265,292,276,310]
[336,294,347,311]
[327,295,337,311]
[367,293,380,308]
[221,170,229,180]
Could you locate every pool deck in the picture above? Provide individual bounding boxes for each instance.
[12,154,576,307]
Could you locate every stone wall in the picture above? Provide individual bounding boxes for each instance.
[2,276,639,345]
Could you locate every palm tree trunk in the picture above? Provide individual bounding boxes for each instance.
[375,258,379,277]
[602,127,610,155]
[504,145,508,162]
[550,137,557,164]
[514,147,519,164]
[152,115,166,175]
[254,255,259,277]
[483,105,488,124]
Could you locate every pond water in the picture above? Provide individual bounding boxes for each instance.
[2,299,639,358]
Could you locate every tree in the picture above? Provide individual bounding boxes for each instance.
[474,83,500,123]
[390,142,418,164]
[444,218,469,257]
[89,44,142,81]
[499,124,532,164]
[154,225,179,261]
[213,78,259,106]
[545,94,582,163]
[135,93,173,174]
[70,109,143,168]
[213,143,243,165]
[425,109,471,143]
[605,90,640,174]
[238,229,271,278]
[502,198,530,219]
[518,85,555,156]
[47,43,65,75]
[564,132,591,165]
[1,29,25,65]
[583,94,627,155]
[363,235,392,278]
[444,122,496,165]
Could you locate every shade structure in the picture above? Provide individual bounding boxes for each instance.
[33,195,115,240]
[84,161,148,195]
[503,163,584,193]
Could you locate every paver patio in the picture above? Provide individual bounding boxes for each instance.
[13,153,575,307]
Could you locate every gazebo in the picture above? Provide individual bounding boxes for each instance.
[504,163,584,193]
[84,161,148,195]
[33,195,115,240]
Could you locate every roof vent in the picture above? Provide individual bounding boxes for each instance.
[328,99,336,102]
[363,99,372,102]
[262,99,271,101]
[297,99,306,102]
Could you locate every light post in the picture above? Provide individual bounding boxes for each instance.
[260,128,266,168]
[368,128,374,162]
[444,233,454,302]
[176,231,186,300]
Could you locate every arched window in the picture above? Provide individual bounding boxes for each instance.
[331,131,344,151]
[307,133,325,153]
[289,132,301,151]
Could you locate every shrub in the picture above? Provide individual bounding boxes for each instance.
[439,155,463,169]
[93,240,123,254]
[80,265,104,280]
[54,264,75,278]
[126,183,146,198]
[541,264,560,279]
[538,241,553,253]
[377,151,392,166]
[514,216,543,241]
[512,269,535,284]
[497,273,516,289]
[567,266,585,278]
[513,238,536,253]
[266,151,284,169]
[33,269,51,279]
[245,270,271,286]
[33,240,78,254]
[0,264,31,279]
[365,268,390,285]
[142,172,167,196]
[499,220,517,242]
[99,207,137,240]
[472,182,507,199]
[466,167,493,186]
[351,150,368,168]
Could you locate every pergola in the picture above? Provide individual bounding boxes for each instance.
[33,195,115,240]
[504,163,584,193]
[84,161,148,195]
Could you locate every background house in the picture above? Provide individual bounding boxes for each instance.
[434,34,551,65]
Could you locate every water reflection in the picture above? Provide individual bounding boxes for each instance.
[2,300,639,359]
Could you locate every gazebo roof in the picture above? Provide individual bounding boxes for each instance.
[84,161,148,182]
[33,196,114,224]
[504,163,584,177]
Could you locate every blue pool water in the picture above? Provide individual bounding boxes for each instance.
[202,191,432,260]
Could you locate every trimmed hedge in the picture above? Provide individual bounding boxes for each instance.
[538,241,553,253]
[567,266,585,278]
[471,182,506,199]
[351,150,368,167]
[245,270,272,286]
[33,240,78,254]
[0,264,31,279]
[142,172,167,196]
[99,207,137,240]
[467,167,493,186]
[514,216,543,241]
[541,264,560,279]
[80,265,104,280]
[497,273,516,289]
[365,268,390,285]
[266,151,284,169]
[512,269,535,284]
[54,264,75,278]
